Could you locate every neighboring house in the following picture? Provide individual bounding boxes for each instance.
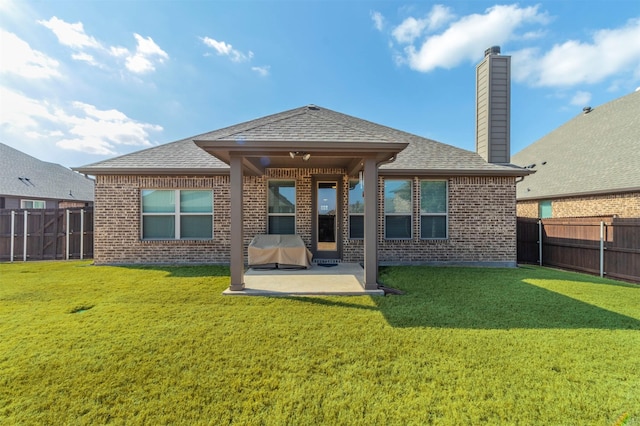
[513,90,640,219]
[0,143,94,209]
[75,47,531,290]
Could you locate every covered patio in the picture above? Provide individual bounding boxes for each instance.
[194,106,408,293]
[222,262,385,296]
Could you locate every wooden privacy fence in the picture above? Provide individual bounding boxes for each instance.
[0,208,93,262]
[517,217,640,283]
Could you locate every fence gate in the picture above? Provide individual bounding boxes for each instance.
[0,207,94,261]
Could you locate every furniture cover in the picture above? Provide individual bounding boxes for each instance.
[248,234,312,269]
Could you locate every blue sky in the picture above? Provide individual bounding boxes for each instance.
[1,0,639,169]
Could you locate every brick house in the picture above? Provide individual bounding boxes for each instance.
[513,90,640,219]
[75,47,531,290]
[1,143,94,209]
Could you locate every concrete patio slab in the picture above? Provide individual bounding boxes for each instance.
[222,262,384,296]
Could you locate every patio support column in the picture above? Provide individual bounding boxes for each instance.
[229,155,245,290]
[363,157,379,289]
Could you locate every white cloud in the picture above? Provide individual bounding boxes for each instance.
[513,18,640,87]
[521,30,547,40]
[37,16,101,49]
[371,11,384,31]
[570,91,592,106]
[392,5,455,44]
[252,65,270,76]
[109,46,129,57]
[0,30,60,79]
[0,86,161,156]
[392,17,427,44]
[38,16,168,74]
[71,52,99,66]
[392,4,548,72]
[407,5,547,71]
[124,35,169,74]
[201,36,253,62]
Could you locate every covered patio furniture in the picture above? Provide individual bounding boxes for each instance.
[248,234,313,269]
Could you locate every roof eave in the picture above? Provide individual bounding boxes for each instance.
[517,186,640,201]
[380,168,534,177]
[72,167,231,176]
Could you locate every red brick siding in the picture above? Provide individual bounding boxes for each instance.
[372,176,516,264]
[94,172,517,265]
[517,192,640,218]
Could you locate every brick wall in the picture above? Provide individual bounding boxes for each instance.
[94,175,230,264]
[94,172,517,266]
[372,176,516,266]
[517,192,640,218]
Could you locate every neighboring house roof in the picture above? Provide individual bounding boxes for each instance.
[75,105,528,177]
[0,143,94,203]
[513,90,640,200]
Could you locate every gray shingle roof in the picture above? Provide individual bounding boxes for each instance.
[0,143,94,202]
[512,90,640,200]
[76,105,527,175]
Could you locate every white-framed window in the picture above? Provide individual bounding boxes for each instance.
[21,200,46,209]
[384,179,413,239]
[348,179,364,239]
[267,180,296,234]
[141,190,213,240]
[420,180,448,239]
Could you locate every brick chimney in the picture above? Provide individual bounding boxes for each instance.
[476,46,511,164]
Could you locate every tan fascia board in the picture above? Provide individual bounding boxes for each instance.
[195,140,408,159]
[71,167,230,176]
[379,168,534,177]
[517,186,640,201]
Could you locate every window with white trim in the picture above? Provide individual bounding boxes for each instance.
[420,180,448,239]
[141,190,213,240]
[348,179,364,239]
[267,180,296,234]
[384,179,413,239]
[21,200,46,209]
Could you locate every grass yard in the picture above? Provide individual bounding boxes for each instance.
[0,261,638,425]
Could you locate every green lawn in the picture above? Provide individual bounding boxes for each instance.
[0,261,638,425]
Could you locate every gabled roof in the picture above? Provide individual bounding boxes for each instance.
[75,105,528,177]
[0,143,94,202]
[512,90,640,200]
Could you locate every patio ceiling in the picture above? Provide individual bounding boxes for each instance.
[194,140,408,175]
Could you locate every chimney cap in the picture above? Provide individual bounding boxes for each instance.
[484,46,501,57]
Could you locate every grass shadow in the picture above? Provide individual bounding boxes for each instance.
[277,296,379,311]
[375,266,640,330]
[115,264,230,278]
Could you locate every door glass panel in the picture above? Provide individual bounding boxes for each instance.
[317,182,337,251]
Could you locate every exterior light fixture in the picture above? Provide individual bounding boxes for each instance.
[289,151,311,161]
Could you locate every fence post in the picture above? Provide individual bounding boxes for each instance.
[66,209,70,260]
[80,208,84,260]
[600,221,604,278]
[10,210,15,263]
[538,219,543,266]
[23,210,28,261]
